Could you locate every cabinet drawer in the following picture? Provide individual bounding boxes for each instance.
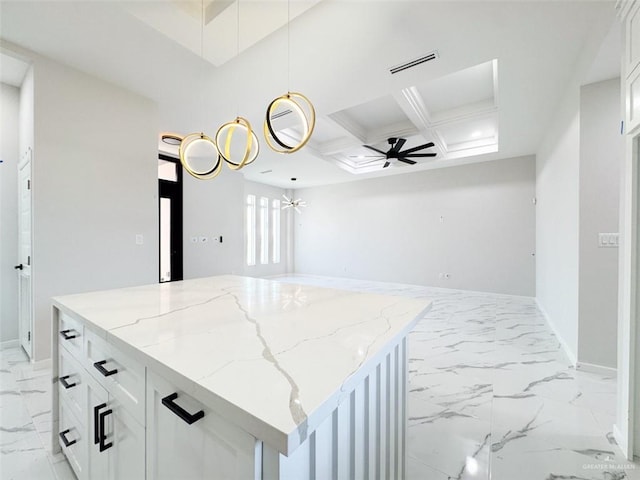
[59,396,87,480]
[84,328,145,425]
[59,312,84,360]
[59,344,86,422]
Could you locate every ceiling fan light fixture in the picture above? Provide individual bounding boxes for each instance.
[179,133,223,180]
[215,116,259,170]
[264,92,316,154]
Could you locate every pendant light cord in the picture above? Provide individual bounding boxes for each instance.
[200,0,205,133]
[287,0,290,92]
[236,0,240,116]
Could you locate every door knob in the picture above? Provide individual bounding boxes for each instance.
[14,264,23,270]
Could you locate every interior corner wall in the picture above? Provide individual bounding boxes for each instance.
[293,156,536,296]
[182,168,244,279]
[577,78,623,369]
[29,54,158,361]
[182,174,289,280]
[535,84,580,363]
[0,82,20,345]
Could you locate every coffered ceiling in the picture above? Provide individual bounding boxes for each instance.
[0,1,620,188]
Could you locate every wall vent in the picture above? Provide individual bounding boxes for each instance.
[389,51,439,75]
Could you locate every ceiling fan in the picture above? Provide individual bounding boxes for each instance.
[356,137,437,168]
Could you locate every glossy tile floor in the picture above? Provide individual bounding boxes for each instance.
[0,346,74,480]
[274,275,640,480]
[1,274,639,479]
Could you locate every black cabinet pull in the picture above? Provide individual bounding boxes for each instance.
[93,403,106,445]
[161,392,205,425]
[60,329,78,340]
[59,375,76,389]
[93,360,118,377]
[59,429,77,447]
[98,408,113,452]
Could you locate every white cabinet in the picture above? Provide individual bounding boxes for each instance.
[146,370,258,480]
[622,0,640,134]
[55,316,145,480]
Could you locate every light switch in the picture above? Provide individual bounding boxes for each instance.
[598,233,619,248]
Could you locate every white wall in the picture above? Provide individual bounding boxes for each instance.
[293,156,536,296]
[182,173,289,280]
[536,86,581,362]
[20,49,159,361]
[577,78,623,369]
[0,82,20,345]
[182,167,244,279]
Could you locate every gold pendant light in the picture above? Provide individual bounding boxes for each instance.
[179,133,222,180]
[264,0,316,154]
[216,116,259,170]
[179,0,221,180]
[217,0,259,170]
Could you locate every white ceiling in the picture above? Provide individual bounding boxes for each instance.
[0,51,29,87]
[0,1,620,188]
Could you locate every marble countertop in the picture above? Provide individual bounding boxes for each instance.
[52,275,430,455]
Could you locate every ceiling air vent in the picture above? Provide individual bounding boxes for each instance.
[389,51,439,75]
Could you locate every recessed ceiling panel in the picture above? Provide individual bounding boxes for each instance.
[417,60,496,120]
[338,94,410,133]
[435,114,498,154]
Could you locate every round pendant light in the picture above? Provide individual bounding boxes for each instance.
[215,116,259,170]
[264,92,315,154]
[161,133,183,146]
[179,133,223,180]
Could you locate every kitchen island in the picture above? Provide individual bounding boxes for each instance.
[51,275,430,479]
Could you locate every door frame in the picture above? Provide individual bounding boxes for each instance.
[17,147,33,358]
[158,154,183,283]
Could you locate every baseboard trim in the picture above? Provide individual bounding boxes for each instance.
[613,424,632,460]
[576,361,617,376]
[0,339,19,350]
[535,298,577,366]
[31,357,52,371]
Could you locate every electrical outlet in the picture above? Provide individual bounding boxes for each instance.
[135,234,143,245]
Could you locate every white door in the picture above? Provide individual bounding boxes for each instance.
[17,149,32,358]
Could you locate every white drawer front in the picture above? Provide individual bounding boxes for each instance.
[59,396,87,480]
[59,344,86,422]
[85,328,145,425]
[59,312,84,360]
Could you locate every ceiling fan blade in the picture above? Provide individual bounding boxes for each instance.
[403,153,437,157]
[383,161,390,168]
[397,158,417,165]
[363,145,387,155]
[390,138,406,153]
[348,155,384,158]
[400,142,435,155]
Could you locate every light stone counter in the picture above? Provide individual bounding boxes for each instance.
[53,275,431,458]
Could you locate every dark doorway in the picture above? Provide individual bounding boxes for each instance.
[158,154,183,282]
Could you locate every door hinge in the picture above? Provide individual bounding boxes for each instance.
[27,331,31,342]
[27,179,31,190]
[27,256,31,266]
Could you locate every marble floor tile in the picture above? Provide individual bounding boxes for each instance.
[3,274,640,479]
[273,275,640,479]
